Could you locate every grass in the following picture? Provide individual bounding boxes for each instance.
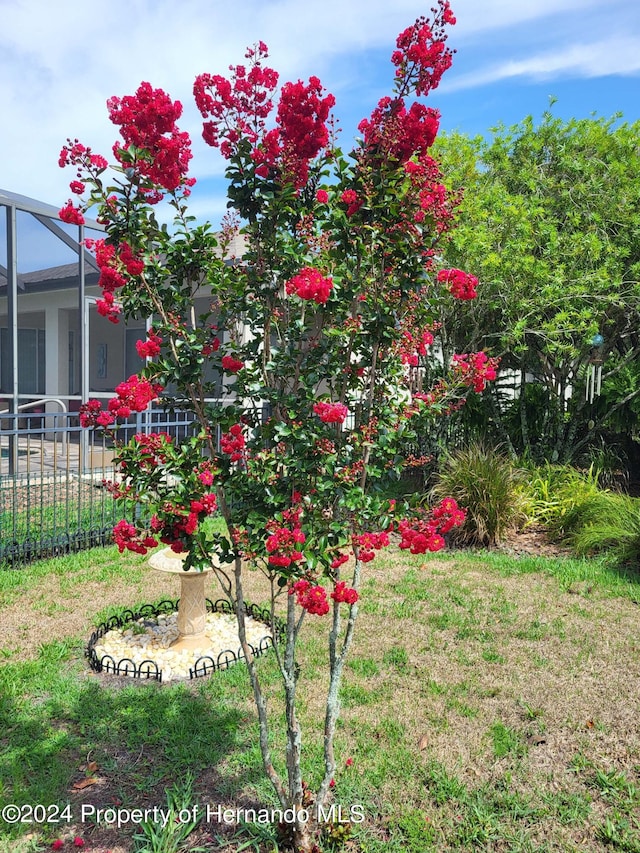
[0,481,119,568]
[1,543,639,852]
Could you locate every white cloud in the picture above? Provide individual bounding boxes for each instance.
[443,35,640,92]
[0,0,637,212]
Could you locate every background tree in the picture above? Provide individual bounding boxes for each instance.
[432,111,640,471]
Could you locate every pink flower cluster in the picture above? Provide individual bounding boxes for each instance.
[59,200,85,226]
[195,46,334,190]
[194,43,279,156]
[353,531,390,563]
[149,493,218,551]
[132,431,172,469]
[290,579,330,615]
[313,401,349,424]
[400,328,434,366]
[136,329,163,358]
[197,462,216,486]
[96,291,121,324]
[220,424,246,462]
[78,399,113,429]
[107,81,194,194]
[58,140,110,225]
[285,267,334,304]
[202,336,221,356]
[78,376,160,428]
[269,76,335,188]
[84,238,146,324]
[391,2,455,97]
[113,519,158,554]
[288,578,358,614]
[59,139,108,174]
[451,351,499,393]
[110,375,163,418]
[331,581,359,605]
[397,497,466,554]
[340,189,363,217]
[404,154,455,230]
[51,838,85,850]
[357,1,455,165]
[358,98,440,163]
[265,520,306,568]
[437,268,478,300]
[330,552,349,569]
[431,497,466,531]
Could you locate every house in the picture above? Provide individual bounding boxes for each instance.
[1,188,114,416]
[1,187,235,423]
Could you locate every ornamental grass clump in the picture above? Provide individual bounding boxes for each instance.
[59,3,496,849]
[569,492,640,568]
[524,462,603,539]
[431,443,525,547]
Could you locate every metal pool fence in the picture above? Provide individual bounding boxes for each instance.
[0,408,200,569]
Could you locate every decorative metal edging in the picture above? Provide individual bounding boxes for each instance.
[0,526,115,568]
[85,597,283,683]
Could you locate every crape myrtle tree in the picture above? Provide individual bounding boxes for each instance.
[59,2,496,848]
[432,113,640,465]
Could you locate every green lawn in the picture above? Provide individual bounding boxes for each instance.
[1,545,639,852]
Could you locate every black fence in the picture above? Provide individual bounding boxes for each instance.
[0,408,199,569]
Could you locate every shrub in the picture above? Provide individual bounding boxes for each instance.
[571,492,640,567]
[521,462,602,538]
[431,443,526,547]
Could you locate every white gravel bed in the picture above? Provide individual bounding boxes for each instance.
[93,611,272,682]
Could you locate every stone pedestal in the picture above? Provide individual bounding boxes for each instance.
[149,548,213,651]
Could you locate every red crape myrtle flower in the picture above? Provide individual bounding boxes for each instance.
[194,42,279,157]
[107,81,195,195]
[451,352,499,393]
[437,267,478,300]
[352,531,390,563]
[285,267,333,305]
[113,519,158,554]
[313,401,349,424]
[397,497,466,554]
[96,291,122,324]
[340,189,363,217]
[107,375,163,419]
[79,399,113,428]
[331,581,359,605]
[220,424,246,462]
[132,432,173,470]
[59,200,85,225]
[330,552,349,570]
[392,2,455,97]
[290,579,330,615]
[265,522,306,568]
[136,329,163,358]
[358,98,440,163]
[196,52,334,191]
[221,354,244,373]
[84,237,147,325]
[273,76,336,188]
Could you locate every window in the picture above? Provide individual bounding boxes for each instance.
[0,327,46,394]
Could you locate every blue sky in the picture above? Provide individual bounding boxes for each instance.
[1,0,639,229]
